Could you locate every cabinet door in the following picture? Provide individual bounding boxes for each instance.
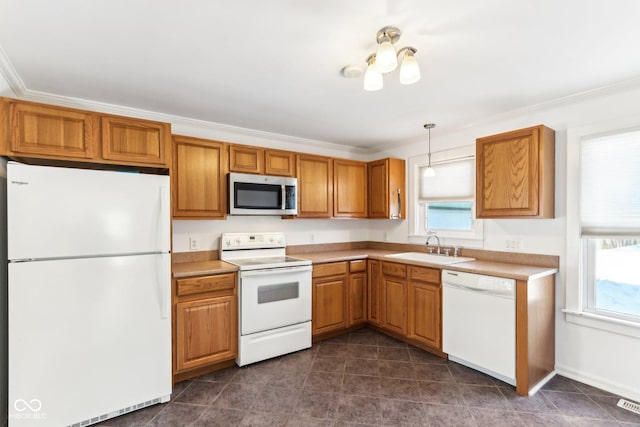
[312,275,348,335]
[8,100,98,159]
[102,116,171,167]
[368,159,388,218]
[175,295,237,372]
[172,136,226,218]
[297,154,333,218]
[368,158,405,219]
[265,149,296,177]
[408,280,441,349]
[476,125,554,218]
[229,144,264,174]
[334,159,367,218]
[349,272,367,326]
[368,260,382,326]
[383,277,407,335]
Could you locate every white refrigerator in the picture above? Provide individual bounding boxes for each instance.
[7,162,172,427]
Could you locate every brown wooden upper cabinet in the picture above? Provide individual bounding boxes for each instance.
[368,158,406,219]
[297,153,333,218]
[228,144,296,177]
[333,159,367,218]
[265,149,296,177]
[228,144,264,174]
[172,135,226,219]
[101,115,171,167]
[1,98,99,160]
[0,97,171,168]
[476,125,555,218]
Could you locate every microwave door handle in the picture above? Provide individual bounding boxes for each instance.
[281,184,286,210]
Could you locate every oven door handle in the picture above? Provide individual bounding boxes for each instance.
[240,265,312,277]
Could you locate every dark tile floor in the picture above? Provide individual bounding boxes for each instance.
[99,328,640,426]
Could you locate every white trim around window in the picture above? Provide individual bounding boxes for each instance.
[408,144,483,245]
[565,119,640,339]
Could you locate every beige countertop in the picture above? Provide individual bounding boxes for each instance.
[172,249,557,281]
[291,250,557,281]
[172,260,238,279]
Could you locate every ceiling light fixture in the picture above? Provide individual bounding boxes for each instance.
[364,54,383,91]
[363,26,420,91]
[424,123,436,177]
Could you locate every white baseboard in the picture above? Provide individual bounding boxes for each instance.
[555,364,640,402]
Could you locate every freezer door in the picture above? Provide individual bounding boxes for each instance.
[8,254,171,426]
[7,162,170,260]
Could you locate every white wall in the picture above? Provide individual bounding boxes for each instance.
[173,80,640,400]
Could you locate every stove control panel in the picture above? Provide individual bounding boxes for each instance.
[221,232,286,250]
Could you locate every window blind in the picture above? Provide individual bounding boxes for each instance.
[581,129,640,236]
[419,158,474,201]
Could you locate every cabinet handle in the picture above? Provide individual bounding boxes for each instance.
[391,188,402,219]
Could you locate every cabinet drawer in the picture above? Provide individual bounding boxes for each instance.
[349,259,367,273]
[382,262,407,278]
[313,261,348,278]
[410,266,440,284]
[177,273,236,296]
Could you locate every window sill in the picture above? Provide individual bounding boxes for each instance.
[563,309,640,339]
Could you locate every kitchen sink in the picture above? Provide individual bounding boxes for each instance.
[385,252,475,265]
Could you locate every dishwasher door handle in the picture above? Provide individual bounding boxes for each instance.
[443,282,515,298]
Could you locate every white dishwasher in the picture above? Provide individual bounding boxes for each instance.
[442,269,516,385]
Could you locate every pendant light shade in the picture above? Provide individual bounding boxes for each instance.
[398,47,420,85]
[363,54,383,91]
[376,37,398,73]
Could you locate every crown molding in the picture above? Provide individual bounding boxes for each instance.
[0,45,24,97]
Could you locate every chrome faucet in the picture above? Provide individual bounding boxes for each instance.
[425,232,441,254]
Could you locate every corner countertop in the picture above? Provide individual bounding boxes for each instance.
[172,249,557,282]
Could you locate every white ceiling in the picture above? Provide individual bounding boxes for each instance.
[2,0,640,150]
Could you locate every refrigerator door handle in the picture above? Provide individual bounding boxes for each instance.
[157,253,170,319]
[159,185,170,252]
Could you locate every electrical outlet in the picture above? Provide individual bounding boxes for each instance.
[505,239,524,251]
[310,234,315,243]
[189,237,199,251]
[383,232,389,241]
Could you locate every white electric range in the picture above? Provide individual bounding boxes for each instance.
[220,232,312,366]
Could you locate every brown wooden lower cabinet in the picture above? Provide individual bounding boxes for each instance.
[312,260,367,337]
[348,260,367,326]
[407,266,441,349]
[381,262,408,335]
[173,272,237,381]
[367,259,382,326]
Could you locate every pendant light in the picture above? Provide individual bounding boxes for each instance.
[424,123,436,177]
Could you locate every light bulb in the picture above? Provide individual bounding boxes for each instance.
[424,166,436,177]
[399,51,420,85]
[364,61,383,91]
[375,38,398,73]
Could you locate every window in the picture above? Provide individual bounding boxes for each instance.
[413,155,482,239]
[580,129,640,323]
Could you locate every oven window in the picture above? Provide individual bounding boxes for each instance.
[257,282,299,303]
[235,182,281,209]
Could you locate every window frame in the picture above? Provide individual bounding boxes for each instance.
[408,145,483,244]
[565,121,640,338]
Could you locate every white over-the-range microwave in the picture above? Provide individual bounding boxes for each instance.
[228,172,298,216]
